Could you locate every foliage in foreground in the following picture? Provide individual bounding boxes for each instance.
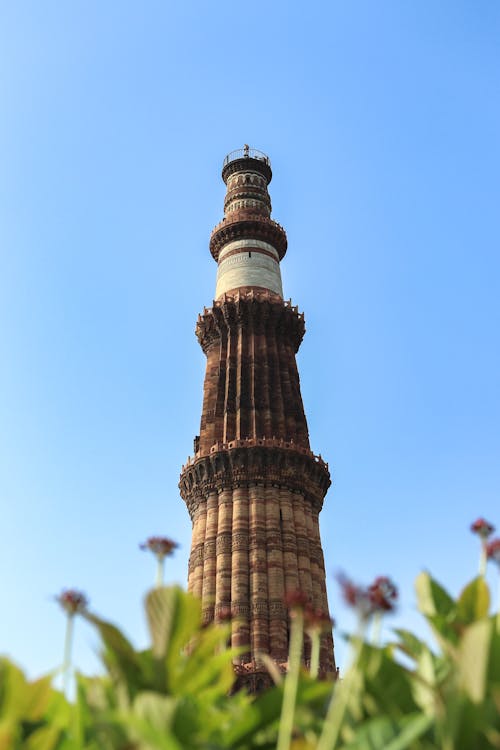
[1,568,500,749]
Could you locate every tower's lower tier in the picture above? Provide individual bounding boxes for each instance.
[179,441,336,689]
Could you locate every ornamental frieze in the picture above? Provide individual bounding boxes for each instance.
[180,444,331,519]
[210,215,287,261]
[196,296,305,353]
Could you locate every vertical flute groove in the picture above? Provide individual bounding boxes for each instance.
[201,490,218,624]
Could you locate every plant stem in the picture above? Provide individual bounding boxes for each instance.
[371,613,382,645]
[277,610,304,750]
[156,556,164,588]
[496,572,500,634]
[479,540,487,577]
[316,629,364,750]
[309,631,320,679]
[62,614,74,696]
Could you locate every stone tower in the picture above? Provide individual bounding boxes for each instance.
[179,147,335,691]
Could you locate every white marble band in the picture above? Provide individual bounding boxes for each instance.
[215,250,283,299]
[218,239,280,263]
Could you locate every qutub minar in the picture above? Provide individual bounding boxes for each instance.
[179,146,336,692]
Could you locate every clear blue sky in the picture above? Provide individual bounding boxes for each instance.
[1,1,499,677]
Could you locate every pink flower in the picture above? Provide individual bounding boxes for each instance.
[470,518,495,539]
[337,573,365,609]
[304,606,334,634]
[337,573,398,619]
[284,590,310,612]
[368,576,398,613]
[56,589,88,616]
[140,536,179,558]
[486,538,500,566]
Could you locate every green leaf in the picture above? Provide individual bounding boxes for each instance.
[24,725,61,750]
[0,660,28,720]
[23,676,54,722]
[44,688,71,731]
[223,685,283,748]
[83,611,143,696]
[171,643,235,698]
[0,722,16,750]
[456,577,490,624]
[458,619,493,703]
[341,712,433,750]
[394,629,427,660]
[223,677,332,749]
[379,712,434,750]
[415,573,456,619]
[348,644,417,720]
[415,573,462,648]
[129,692,185,750]
[145,586,201,661]
[133,691,178,729]
[145,586,239,700]
[412,647,439,715]
[83,613,138,665]
[487,621,500,683]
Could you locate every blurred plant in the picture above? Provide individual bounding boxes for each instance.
[315,575,398,750]
[1,521,500,748]
[487,537,500,630]
[140,535,179,587]
[487,538,500,568]
[337,572,398,627]
[55,588,88,696]
[277,591,310,750]
[304,606,334,680]
[471,517,495,576]
[471,518,495,538]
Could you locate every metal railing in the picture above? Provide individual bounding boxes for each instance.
[223,146,270,167]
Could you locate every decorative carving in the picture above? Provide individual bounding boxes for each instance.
[269,599,287,617]
[203,540,216,559]
[232,533,249,550]
[251,600,269,615]
[221,155,272,185]
[216,534,232,553]
[210,215,287,262]
[180,445,330,519]
[196,293,305,354]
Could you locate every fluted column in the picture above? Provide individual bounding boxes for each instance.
[265,485,287,660]
[231,486,250,662]
[199,345,220,453]
[293,496,313,597]
[278,334,298,443]
[249,484,269,658]
[279,488,300,594]
[215,488,233,618]
[223,324,237,443]
[235,316,250,439]
[260,312,273,437]
[214,327,228,448]
[249,314,257,438]
[311,513,329,614]
[189,503,207,598]
[305,503,323,608]
[201,490,219,623]
[268,319,286,438]
[286,338,309,447]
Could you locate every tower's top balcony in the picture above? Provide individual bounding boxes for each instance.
[222,145,272,184]
[223,146,270,167]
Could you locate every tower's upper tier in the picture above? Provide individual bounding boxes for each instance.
[210,147,287,300]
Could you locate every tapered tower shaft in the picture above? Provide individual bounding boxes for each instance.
[180,148,335,691]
